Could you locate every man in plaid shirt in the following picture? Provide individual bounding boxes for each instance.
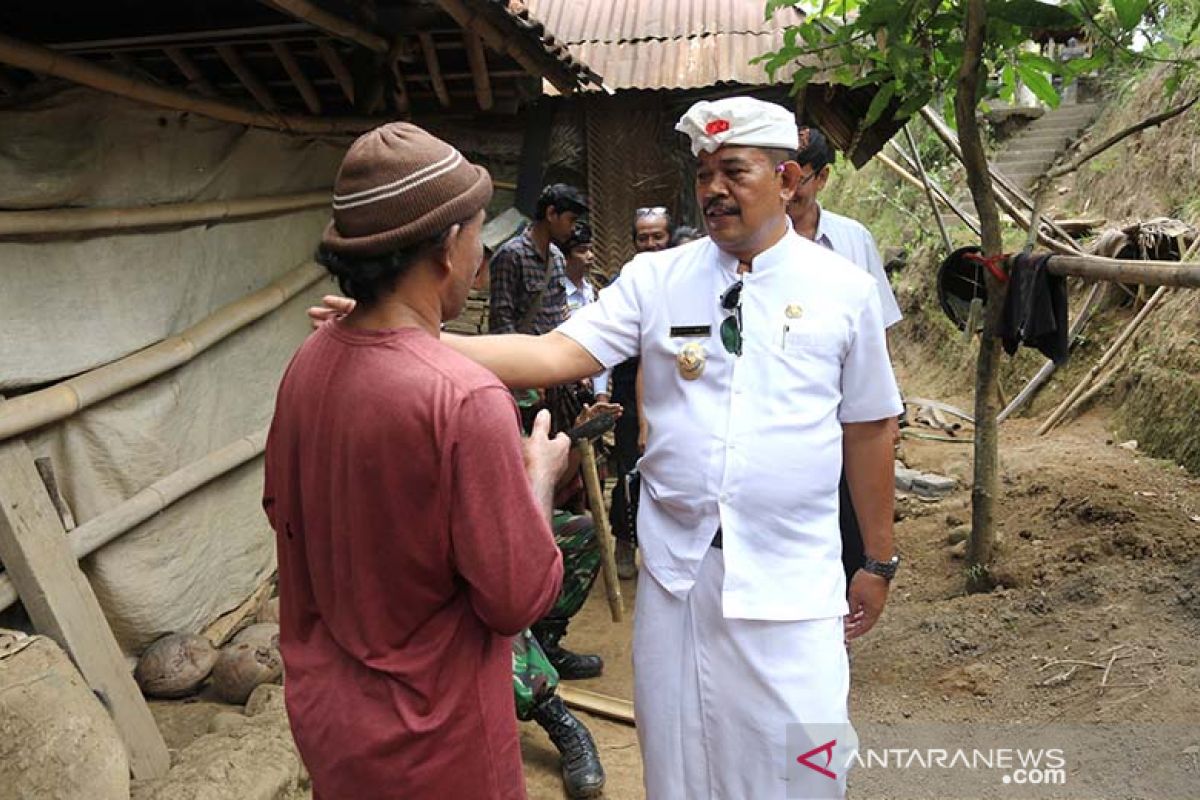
[488,184,588,335]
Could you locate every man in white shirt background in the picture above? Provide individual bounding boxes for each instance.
[786,125,906,592]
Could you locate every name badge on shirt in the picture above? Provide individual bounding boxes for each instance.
[670,324,712,338]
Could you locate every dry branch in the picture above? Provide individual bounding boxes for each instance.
[1047,95,1198,181]
[0,190,329,237]
[0,262,324,443]
[0,32,375,134]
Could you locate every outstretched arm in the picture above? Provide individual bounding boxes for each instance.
[443,331,603,390]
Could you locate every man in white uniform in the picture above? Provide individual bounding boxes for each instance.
[313,97,901,799]
[786,126,905,590]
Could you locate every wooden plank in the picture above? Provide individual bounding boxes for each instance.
[463,31,492,111]
[269,40,321,114]
[316,39,355,104]
[258,0,388,53]
[215,44,278,113]
[0,437,169,778]
[558,685,635,726]
[418,32,450,108]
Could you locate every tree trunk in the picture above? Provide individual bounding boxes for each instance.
[955,0,1007,593]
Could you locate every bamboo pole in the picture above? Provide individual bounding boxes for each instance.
[997,281,1107,422]
[435,0,579,95]
[418,33,451,108]
[557,685,635,726]
[463,31,493,111]
[1044,254,1200,287]
[0,33,376,135]
[0,429,268,612]
[216,44,277,112]
[0,262,324,443]
[316,40,355,104]
[0,190,329,237]
[163,46,219,98]
[1037,285,1171,435]
[576,438,624,622]
[875,151,982,235]
[258,0,388,53]
[270,40,322,115]
[902,125,953,252]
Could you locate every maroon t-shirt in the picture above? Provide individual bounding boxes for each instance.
[263,321,563,800]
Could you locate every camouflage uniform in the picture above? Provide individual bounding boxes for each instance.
[512,510,601,718]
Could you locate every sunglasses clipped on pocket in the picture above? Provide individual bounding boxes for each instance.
[719,280,743,357]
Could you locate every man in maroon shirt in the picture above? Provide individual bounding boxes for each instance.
[263,123,567,799]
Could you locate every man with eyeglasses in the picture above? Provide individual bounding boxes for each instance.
[314,97,899,798]
[786,126,905,594]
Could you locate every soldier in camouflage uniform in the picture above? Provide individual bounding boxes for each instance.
[513,509,605,798]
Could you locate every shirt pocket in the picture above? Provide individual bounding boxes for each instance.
[781,326,844,357]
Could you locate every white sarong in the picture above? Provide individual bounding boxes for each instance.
[633,548,850,799]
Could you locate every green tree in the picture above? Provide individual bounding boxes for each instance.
[762,0,1199,592]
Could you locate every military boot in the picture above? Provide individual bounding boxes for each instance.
[531,619,603,680]
[532,694,606,799]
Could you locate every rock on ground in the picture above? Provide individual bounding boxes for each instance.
[0,631,130,800]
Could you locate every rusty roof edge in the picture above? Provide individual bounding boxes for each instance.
[484,0,604,90]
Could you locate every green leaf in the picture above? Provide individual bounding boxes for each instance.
[1017,51,1058,74]
[895,89,932,119]
[863,81,897,128]
[1112,0,1149,30]
[1000,63,1016,102]
[1015,61,1060,108]
[987,0,1079,30]
[765,0,800,21]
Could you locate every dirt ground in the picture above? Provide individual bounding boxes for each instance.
[146,404,1200,799]
[523,408,1200,798]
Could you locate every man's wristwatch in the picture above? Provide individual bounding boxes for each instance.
[862,554,900,581]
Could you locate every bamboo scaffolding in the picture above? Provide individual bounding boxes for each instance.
[216,44,277,112]
[418,33,451,108]
[0,32,374,134]
[270,40,322,114]
[463,31,492,111]
[0,261,324,443]
[258,0,388,53]
[1044,254,1200,287]
[903,125,953,252]
[0,190,329,237]
[316,39,355,104]
[874,151,982,235]
[0,430,268,612]
[163,46,219,98]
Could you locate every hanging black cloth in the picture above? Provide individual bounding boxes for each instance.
[1000,253,1070,364]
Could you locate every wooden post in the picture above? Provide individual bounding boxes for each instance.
[316,40,355,104]
[0,437,169,778]
[163,46,218,98]
[902,124,953,252]
[557,685,635,726]
[269,40,322,115]
[463,31,493,111]
[215,45,278,113]
[576,438,624,622]
[418,33,451,108]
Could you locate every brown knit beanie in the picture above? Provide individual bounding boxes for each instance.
[321,122,493,257]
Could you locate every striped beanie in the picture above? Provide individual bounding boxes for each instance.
[322,122,493,257]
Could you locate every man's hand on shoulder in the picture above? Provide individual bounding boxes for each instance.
[307,294,356,329]
[844,569,889,641]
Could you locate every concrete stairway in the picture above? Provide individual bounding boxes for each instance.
[990,102,1101,189]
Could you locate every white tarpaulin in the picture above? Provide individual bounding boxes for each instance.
[2,88,349,651]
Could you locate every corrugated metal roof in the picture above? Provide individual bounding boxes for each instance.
[523,0,805,91]
[525,0,797,44]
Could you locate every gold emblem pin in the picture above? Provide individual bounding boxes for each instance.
[785,304,803,319]
[676,343,706,381]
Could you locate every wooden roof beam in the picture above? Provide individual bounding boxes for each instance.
[0,31,374,134]
[316,39,354,104]
[269,40,321,114]
[215,44,277,113]
[258,0,387,53]
[163,46,219,97]
[463,31,492,111]
[417,33,450,108]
